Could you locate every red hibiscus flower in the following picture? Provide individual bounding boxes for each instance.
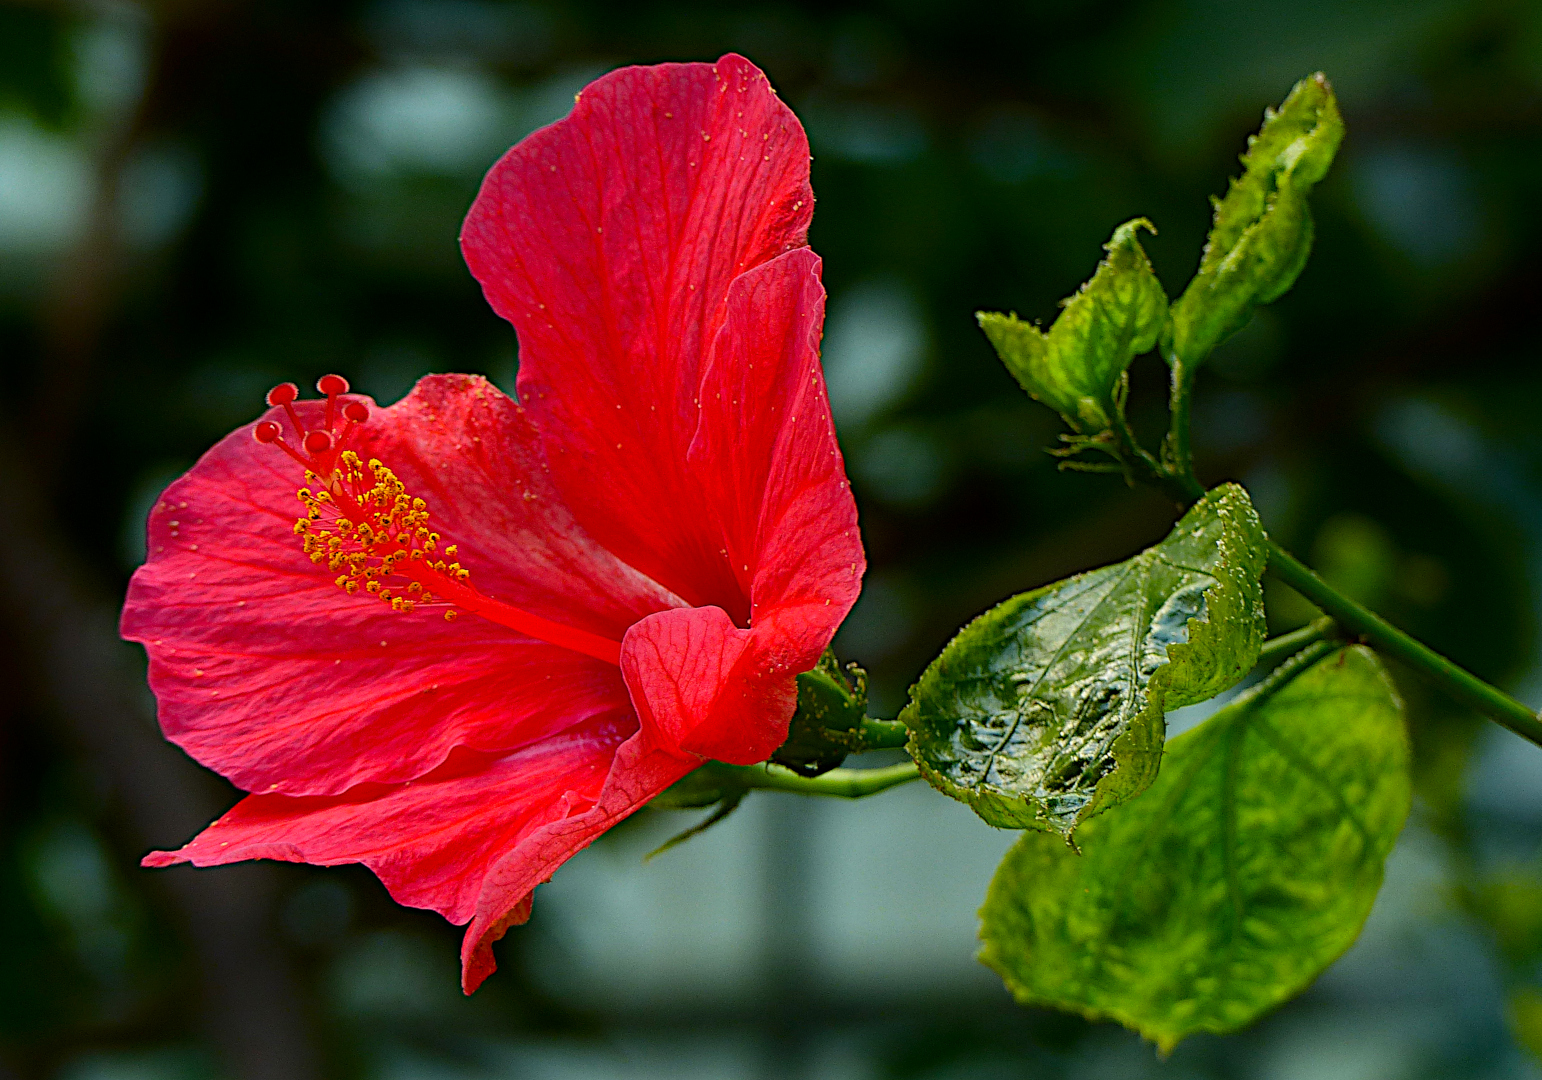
[122,53,863,993]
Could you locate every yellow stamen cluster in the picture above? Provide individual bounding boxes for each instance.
[292,450,470,618]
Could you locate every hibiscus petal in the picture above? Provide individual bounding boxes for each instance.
[128,53,874,998]
[121,375,679,796]
[460,53,813,614]
[365,374,684,633]
[141,712,689,946]
[689,247,864,635]
[460,730,697,992]
[620,605,762,760]
[614,250,864,765]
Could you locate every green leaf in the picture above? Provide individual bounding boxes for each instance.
[901,483,1267,834]
[1168,73,1344,368]
[979,644,1411,1052]
[978,218,1168,433]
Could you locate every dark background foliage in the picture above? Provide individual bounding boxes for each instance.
[3,1,1542,1077]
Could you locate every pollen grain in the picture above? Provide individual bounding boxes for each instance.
[297,451,468,617]
[254,375,623,666]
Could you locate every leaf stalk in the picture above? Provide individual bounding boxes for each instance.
[1255,616,1337,669]
[1128,344,1537,747]
[1265,542,1542,748]
[855,717,910,750]
[1124,374,1541,747]
[1165,356,1198,488]
[714,760,920,798]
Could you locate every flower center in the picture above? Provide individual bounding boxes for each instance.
[255,376,623,666]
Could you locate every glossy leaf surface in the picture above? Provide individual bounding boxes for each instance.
[902,484,1266,833]
[980,644,1410,1051]
[1168,73,1343,367]
[978,218,1167,432]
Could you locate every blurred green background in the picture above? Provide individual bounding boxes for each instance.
[4,0,1542,1077]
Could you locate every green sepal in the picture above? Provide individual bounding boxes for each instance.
[901,483,1267,834]
[978,218,1167,433]
[645,791,747,861]
[979,644,1411,1052]
[771,650,872,777]
[1167,73,1343,368]
[646,765,752,859]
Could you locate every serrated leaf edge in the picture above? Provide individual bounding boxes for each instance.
[901,483,1268,835]
[977,645,1412,1052]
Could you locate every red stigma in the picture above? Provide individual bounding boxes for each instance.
[253,374,368,476]
[318,374,349,429]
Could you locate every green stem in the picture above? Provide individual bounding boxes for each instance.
[1109,410,1205,505]
[856,717,910,750]
[1240,637,1340,708]
[1266,542,1542,748]
[1110,413,1167,484]
[720,760,920,798]
[1106,360,1204,504]
[1166,356,1199,490]
[1153,340,1541,747]
[1256,616,1337,668]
